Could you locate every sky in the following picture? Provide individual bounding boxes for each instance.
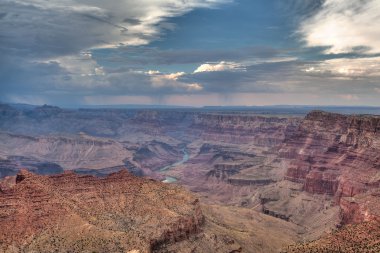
[1,0,380,107]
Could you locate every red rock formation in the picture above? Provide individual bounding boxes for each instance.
[0,169,241,252]
[339,190,380,224]
[304,169,339,195]
[0,175,16,191]
[283,220,380,252]
[281,111,380,224]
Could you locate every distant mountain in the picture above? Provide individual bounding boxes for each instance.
[8,103,38,111]
[202,105,380,115]
[65,104,195,109]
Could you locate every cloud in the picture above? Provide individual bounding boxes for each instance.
[3,54,380,106]
[338,94,359,101]
[1,0,231,58]
[299,0,380,54]
[0,0,232,82]
[302,57,380,78]
[2,0,380,106]
[295,0,380,106]
[194,61,246,73]
[147,71,203,91]
[0,0,229,104]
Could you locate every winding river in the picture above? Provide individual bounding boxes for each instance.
[160,147,189,183]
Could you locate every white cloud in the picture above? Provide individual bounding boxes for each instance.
[148,70,203,92]
[146,70,161,75]
[302,57,380,78]
[162,72,186,80]
[299,0,380,54]
[194,61,245,73]
[50,54,104,77]
[187,83,203,91]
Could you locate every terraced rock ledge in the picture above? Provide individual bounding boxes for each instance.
[0,169,240,253]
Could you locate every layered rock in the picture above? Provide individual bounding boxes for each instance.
[229,178,275,186]
[339,190,380,225]
[281,111,380,224]
[191,113,300,145]
[132,140,182,171]
[0,132,129,170]
[207,162,277,186]
[303,169,339,195]
[0,106,300,180]
[206,163,250,181]
[0,169,242,252]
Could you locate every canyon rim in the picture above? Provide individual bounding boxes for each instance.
[2,0,380,252]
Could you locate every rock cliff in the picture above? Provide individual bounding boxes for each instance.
[0,132,129,170]
[0,169,241,253]
[281,111,380,224]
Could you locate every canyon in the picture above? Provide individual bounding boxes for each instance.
[1,103,380,252]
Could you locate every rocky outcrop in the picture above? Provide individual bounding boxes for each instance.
[281,111,380,224]
[0,176,16,191]
[304,169,339,195]
[262,207,290,221]
[283,221,380,253]
[0,169,240,252]
[339,190,380,225]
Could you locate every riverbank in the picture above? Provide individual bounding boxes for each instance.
[160,147,189,183]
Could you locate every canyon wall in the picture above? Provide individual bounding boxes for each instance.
[191,113,300,145]
[281,111,380,224]
[0,132,129,170]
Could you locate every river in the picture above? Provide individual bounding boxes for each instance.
[160,147,189,183]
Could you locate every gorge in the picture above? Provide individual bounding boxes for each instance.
[0,103,380,252]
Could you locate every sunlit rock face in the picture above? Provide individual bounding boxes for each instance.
[281,111,380,224]
[0,169,245,253]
